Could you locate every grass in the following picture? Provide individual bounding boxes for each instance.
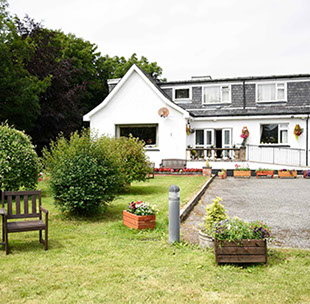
[0,176,310,303]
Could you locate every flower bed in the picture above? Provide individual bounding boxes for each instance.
[123,201,157,230]
[154,168,203,175]
[278,169,297,178]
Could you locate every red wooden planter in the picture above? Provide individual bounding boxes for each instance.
[233,170,251,178]
[214,239,267,266]
[303,171,310,178]
[123,210,156,230]
[203,167,212,177]
[256,170,274,178]
[278,171,297,178]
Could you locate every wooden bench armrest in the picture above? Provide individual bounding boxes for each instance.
[40,206,49,214]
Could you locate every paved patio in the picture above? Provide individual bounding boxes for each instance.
[181,176,310,248]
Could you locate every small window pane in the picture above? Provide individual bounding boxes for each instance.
[224,130,230,145]
[120,126,157,145]
[206,131,212,146]
[196,130,204,146]
[175,89,189,99]
[257,84,276,101]
[261,124,278,143]
[280,130,288,143]
[278,88,285,100]
[204,86,221,104]
[222,86,229,102]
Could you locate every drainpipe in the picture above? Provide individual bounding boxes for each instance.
[242,80,246,109]
[307,115,309,166]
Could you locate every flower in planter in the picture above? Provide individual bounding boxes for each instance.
[127,201,158,216]
[212,217,271,242]
[234,164,250,171]
[306,170,310,178]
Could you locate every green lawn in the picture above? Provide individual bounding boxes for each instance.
[0,176,309,303]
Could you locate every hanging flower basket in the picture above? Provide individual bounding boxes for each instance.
[186,123,195,136]
[294,124,303,140]
[240,127,249,145]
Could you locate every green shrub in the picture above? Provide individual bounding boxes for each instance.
[0,123,41,190]
[202,197,228,234]
[105,135,152,186]
[42,130,123,215]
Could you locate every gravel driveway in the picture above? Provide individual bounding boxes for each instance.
[181,177,310,248]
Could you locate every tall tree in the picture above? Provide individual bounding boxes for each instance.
[0,0,49,132]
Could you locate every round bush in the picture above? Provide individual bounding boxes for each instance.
[105,135,152,186]
[43,130,123,215]
[0,122,41,190]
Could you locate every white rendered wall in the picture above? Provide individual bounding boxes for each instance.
[89,70,187,167]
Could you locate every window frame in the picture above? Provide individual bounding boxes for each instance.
[256,82,287,103]
[260,123,289,144]
[173,87,192,102]
[202,84,232,105]
[117,124,159,147]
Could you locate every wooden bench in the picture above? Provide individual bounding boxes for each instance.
[160,159,187,170]
[2,190,48,254]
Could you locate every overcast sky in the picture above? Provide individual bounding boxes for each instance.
[8,0,310,81]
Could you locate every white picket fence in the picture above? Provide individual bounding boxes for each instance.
[247,145,307,167]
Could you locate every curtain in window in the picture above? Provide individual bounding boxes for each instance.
[258,84,276,101]
[204,86,220,103]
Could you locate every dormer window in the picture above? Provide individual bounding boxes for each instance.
[174,87,191,102]
[256,82,287,102]
[203,85,231,104]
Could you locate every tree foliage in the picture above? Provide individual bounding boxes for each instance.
[0,1,164,153]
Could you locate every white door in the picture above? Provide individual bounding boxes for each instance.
[222,129,232,158]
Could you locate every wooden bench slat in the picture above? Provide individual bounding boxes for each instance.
[6,213,40,219]
[8,196,12,215]
[24,196,29,214]
[16,196,21,215]
[7,220,46,233]
[32,195,36,213]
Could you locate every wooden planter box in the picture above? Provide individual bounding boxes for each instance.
[303,171,310,178]
[233,170,251,178]
[278,171,297,178]
[256,170,274,178]
[214,239,267,266]
[123,210,156,230]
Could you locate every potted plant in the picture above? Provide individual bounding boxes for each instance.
[212,218,271,265]
[278,169,297,178]
[199,197,228,249]
[233,164,251,178]
[191,149,197,160]
[202,160,212,177]
[256,168,274,178]
[123,201,157,230]
[218,169,227,179]
[303,170,310,179]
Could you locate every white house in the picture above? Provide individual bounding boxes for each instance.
[84,65,310,169]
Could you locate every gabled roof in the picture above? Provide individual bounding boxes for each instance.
[83,64,189,121]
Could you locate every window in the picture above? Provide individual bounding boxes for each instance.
[257,82,286,102]
[195,130,204,146]
[174,88,190,100]
[203,85,231,104]
[260,124,288,144]
[119,125,157,145]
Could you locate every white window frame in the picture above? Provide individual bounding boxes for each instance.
[173,87,192,102]
[195,129,205,147]
[260,123,289,144]
[256,82,287,103]
[202,84,232,105]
